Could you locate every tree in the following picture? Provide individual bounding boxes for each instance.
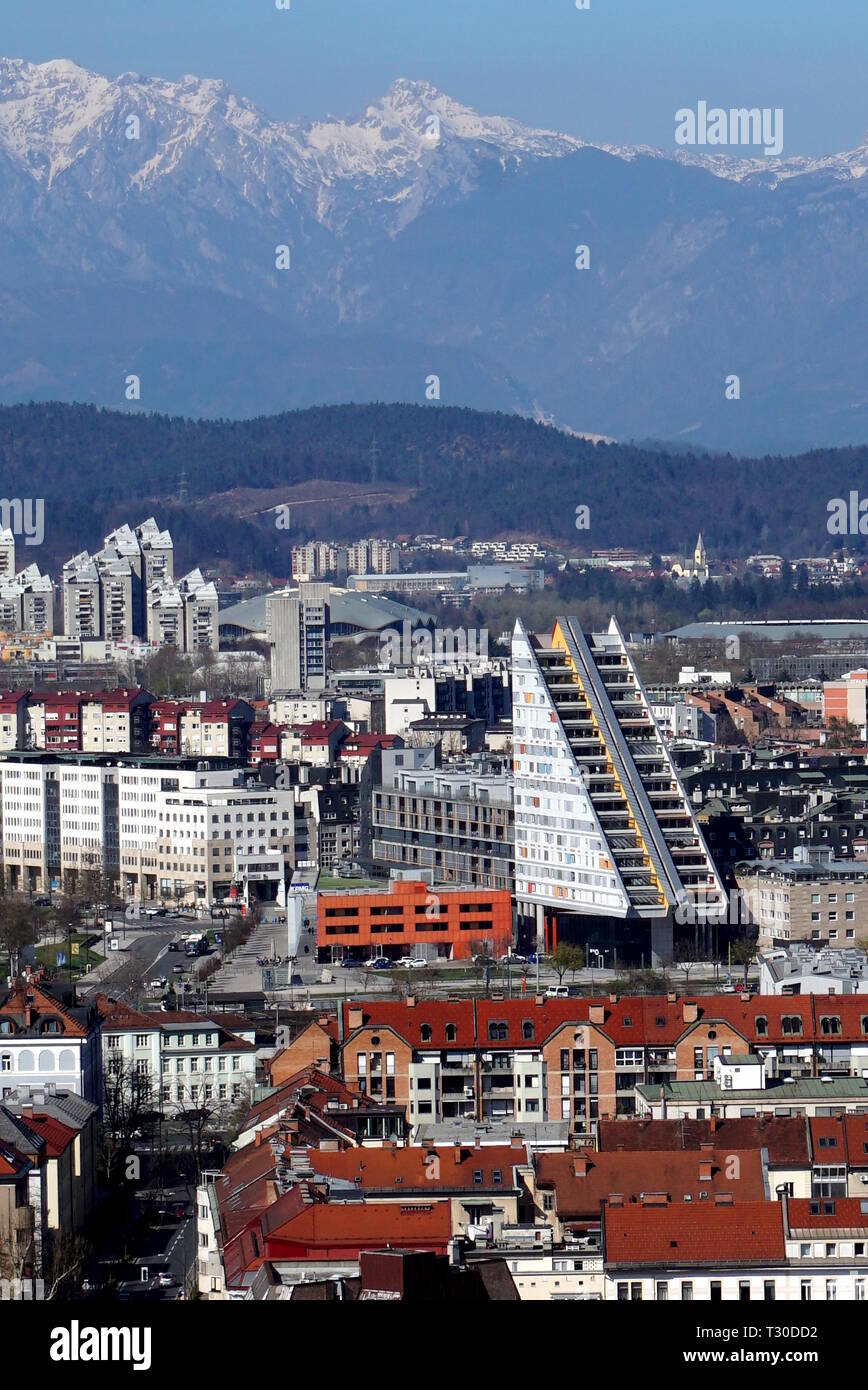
[550,944,585,984]
[675,940,702,988]
[101,1059,153,1187]
[730,935,757,988]
[173,1094,221,1183]
[0,897,38,977]
[44,1233,91,1300]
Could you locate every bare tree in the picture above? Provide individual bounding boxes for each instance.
[101,1059,154,1187]
[173,1094,221,1183]
[675,940,702,988]
[44,1233,91,1300]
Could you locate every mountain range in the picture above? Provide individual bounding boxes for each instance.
[1,59,868,451]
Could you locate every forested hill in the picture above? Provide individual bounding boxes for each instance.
[0,401,865,574]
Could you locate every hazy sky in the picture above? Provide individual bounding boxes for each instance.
[3,0,866,155]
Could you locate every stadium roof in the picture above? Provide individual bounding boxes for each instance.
[218,588,432,638]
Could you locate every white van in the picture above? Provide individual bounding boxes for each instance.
[545,985,569,999]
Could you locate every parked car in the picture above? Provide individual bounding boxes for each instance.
[154,1273,174,1288]
[172,964,185,974]
[546,985,569,999]
[339,958,359,969]
[500,953,528,966]
[372,958,391,971]
[33,895,51,907]
[397,956,428,969]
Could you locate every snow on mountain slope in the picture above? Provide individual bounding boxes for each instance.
[3,58,863,234]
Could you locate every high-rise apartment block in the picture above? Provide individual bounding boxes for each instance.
[0,562,54,635]
[291,538,400,579]
[147,569,219,652]
[62,517,179,647]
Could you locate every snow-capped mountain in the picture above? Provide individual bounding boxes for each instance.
[1,57,867,452]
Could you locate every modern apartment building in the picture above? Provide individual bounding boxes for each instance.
[512,617,726,966]
[291,539,400,580]
[333,990,868,1137]
[62,519,177,645]
[266,583,330,692]
[366,746,514,892]
[0,564,54,635]
[0,528,14,582]
[61,553,100,639]
[145,568,218,652]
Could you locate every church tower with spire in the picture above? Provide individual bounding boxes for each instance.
[693,532,708,580]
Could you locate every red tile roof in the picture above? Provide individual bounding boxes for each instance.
[604,1200,785,1267]
[342,991,866,1049]
[307,1142,527,1193]
[788,1197,868,1230]
[536,1148,766,1223]
[599,1116,811,1167]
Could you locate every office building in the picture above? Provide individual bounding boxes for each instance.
[266,583,330,693]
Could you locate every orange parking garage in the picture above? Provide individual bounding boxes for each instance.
[316,878,513,961]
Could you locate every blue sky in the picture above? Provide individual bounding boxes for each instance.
[2,0,866,154]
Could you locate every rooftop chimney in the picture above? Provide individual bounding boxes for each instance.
[589,1003,606,1024]
[699,1160,713,1182]
[406,995,416,1009]
[682,1001,698,1024]
[572,1157,589,1178]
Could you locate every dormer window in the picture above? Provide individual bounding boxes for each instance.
[420,1024,432,1043]
[40,1018,61,1034]
[820,1016,841,1036]
[522,1020,534,1041]
[445,1024,457,1043]
[755,1017,768,1037]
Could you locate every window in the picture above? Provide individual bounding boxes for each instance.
[655,1282,668,1301]
[488,1021,508,1042]
[681,1282,693,1301]
[710,1281,722,1301]
[755,1016,768,1037]
[764,1281,775,1301]
[826,1280,837,1302]
[420,1024,432,1043]
[820,1016,841,1036]
[739,1281,751,1301]
[522,1020,534,1041]
[801,1281,811,1301]
[445,1024,457,1043]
